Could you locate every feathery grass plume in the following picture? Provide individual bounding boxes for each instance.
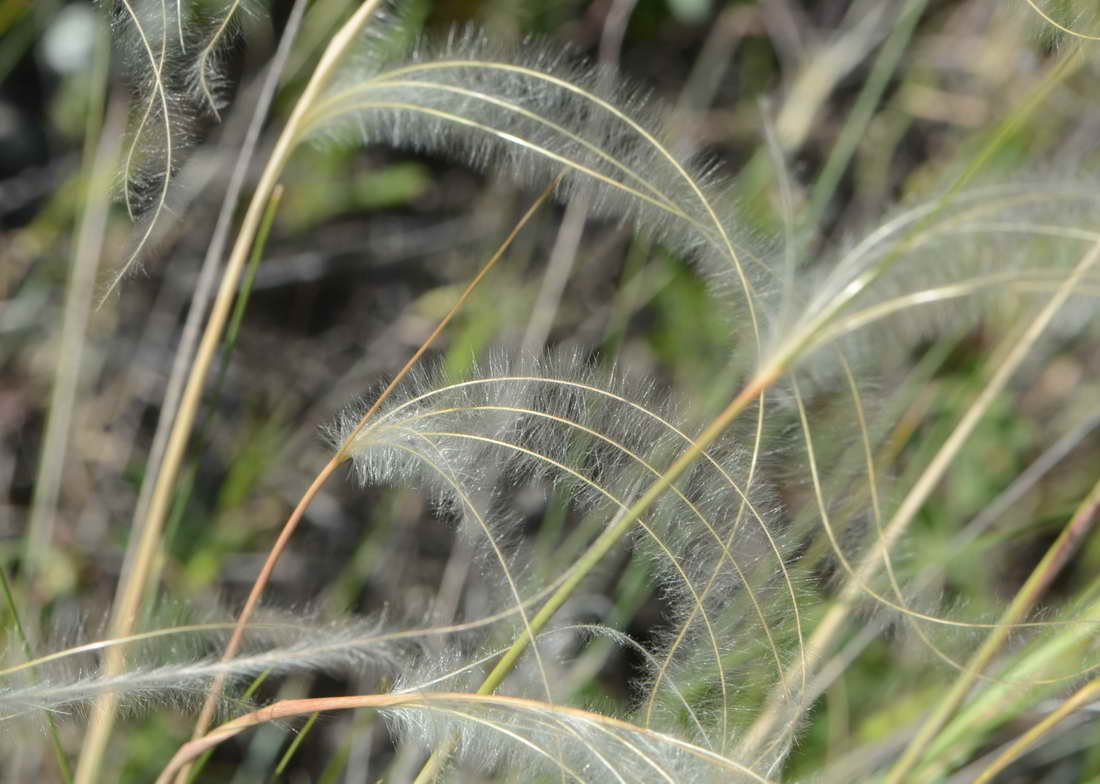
[301,27,777,352]
[109,1,189,208]
[102,0,265,297]
[184,0,268,119]
[801,179,1100,578]
[101,0,192,297]
[0,614,405,723]
[763,217,1100,771]
[157,692,779,784]
[380,694,774,784]
[331,354,804,760]
[796,181,1100,364]
[4,616,652,738]
[669,171,1100,767]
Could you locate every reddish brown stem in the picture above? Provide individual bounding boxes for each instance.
[189,454,343,739]
[187,177,560,759]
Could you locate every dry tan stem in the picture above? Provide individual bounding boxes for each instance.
[73,4,387,783]
[887,472,1100,782]
[973,674,1100,784]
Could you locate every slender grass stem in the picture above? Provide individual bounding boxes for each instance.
[0,566,72,783]
[274,712,321,776]
[186,453,344,751]
[886,472,1100,782]
[804,0,928,234]
[737,45,1086,759]
[335,177,562,457]
[75,3,378,782]
[973,674,1100,783]
[15,59,114,778]
[23,9,113,583]
[180,178,561,779]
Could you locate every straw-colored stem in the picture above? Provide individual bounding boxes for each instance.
[186,454,343,742]
[736,47,1086,760]
[973,674,1100,784]
[73,4,385,783]
[885,472,1100,782]
[336,176,562,456]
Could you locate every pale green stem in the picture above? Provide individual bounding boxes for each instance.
[24,8,112,581]
[805,0,928,233]
[407,363,783,784]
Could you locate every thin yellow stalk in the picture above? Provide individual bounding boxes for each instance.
[74,3,386,782]
[741,235,1100,763]
[335,176,562,458]
[886,472,1100,782]
[972,675,1100,783]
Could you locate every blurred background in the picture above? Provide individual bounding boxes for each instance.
[3,0,1100,781]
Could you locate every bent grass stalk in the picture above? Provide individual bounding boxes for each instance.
[76,3,387,782]
[160,693,780,784]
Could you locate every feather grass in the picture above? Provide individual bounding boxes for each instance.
[18,3,1100,782]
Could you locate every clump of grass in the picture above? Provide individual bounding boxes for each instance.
[5,1,1100,783]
